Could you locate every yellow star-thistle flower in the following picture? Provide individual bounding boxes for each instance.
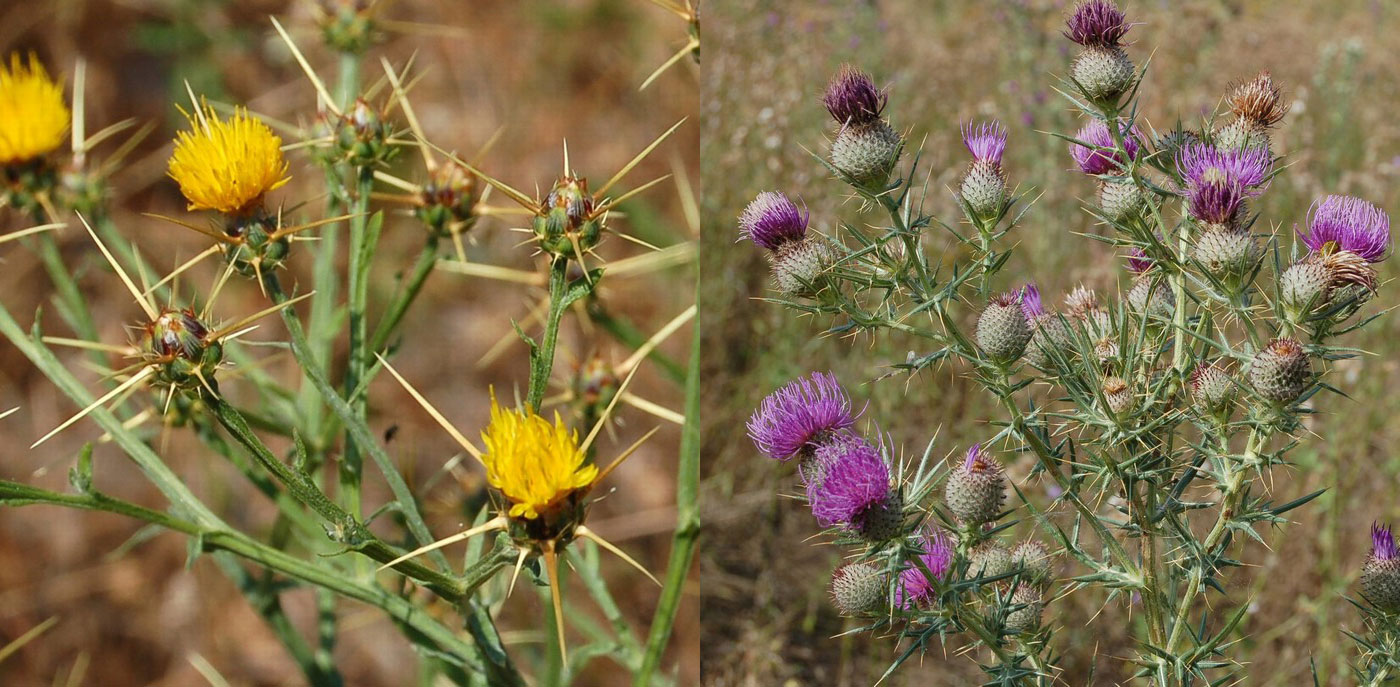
[168,104,290,214]
[480,395,598,520]
[0,53,69,166]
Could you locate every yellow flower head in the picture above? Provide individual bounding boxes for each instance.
[480,394,598,520]
[168,104,290,214]
[0,53,69,165]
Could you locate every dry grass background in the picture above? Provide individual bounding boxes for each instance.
[0,1,698,685]
[699,1,1400,685]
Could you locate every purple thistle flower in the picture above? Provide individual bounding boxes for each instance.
[823,64,887,127]
[1126,246,1153,273]
[1298,194,1391,262]
[1020,283,1044,319]
[1069,120,1139,175]
[806,434,893,529]
[738,191,809,251]
[1064,0,1129,48]
[748,371,857,462]
[1187,180,1248,226]
[1373,522,1398,561]
[962,120,1008,166]
[896,530,955,609]
[1176,142,1270,190]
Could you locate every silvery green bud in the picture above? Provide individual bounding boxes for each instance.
[1194,227,1256,277]
[1363,524,1400,612]
[770,238,836,296]
[976,292,1031,364]
[945,444,1006,526]
[1126,277,1175,320]
[830,561,885,616]
[854,490,904,543]
[1098,179,1146,222]
[1011,540,1054,585]
[1214,119,1272,158]
[1071,46,1134,103]
[1102,375,1133,415]
[1026,313,1071,369]
[1190,363,1235,414]
[1279,259,1332,319]
[1249,338,1310,404]
[968,542,1015,580]
[831,120,901,188]
[960,160,1007,220]
[1005,585,1044,633]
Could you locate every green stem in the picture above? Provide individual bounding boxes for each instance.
[32,232,99,346]
[635,303,701,685]
[342,171,376,520]
[527,257,571,411]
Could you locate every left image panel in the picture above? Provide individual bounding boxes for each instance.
[0,1,698,685]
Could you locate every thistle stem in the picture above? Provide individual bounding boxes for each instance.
[527,256,571,411]
[341,170,376,520]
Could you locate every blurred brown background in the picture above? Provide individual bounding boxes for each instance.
[700,0,1400,685]
[0,0,698,685]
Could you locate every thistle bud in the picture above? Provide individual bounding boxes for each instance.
[1126,277,1175,320]
[416,162,479,233]
[1098,179,1146,222]
[968,542,1015,580]
[831,120,901,188]
[1279,259,1332,319]
[335,98,394,167]
[1011,540,1055,585]
[1101,375,1133,415]
[534,176,602,259]
[1063,285,1100,318]
[945,444,1006,526]
[1213,119,1272,157]
[1362,523,1400,612]
[771,238,837,296]
[1249,338,1310,404]
[1005,585,1044,632]
[1189,363,1235,414]
[319,0,377,54]
[144,309,223,393]
[1071,47,1135,104]
[1228,72,1289,131]
[977,292,1031,364]
[1026,314,1071,369]
[1193,227,1256,278]
[830,562,885,616]
[571,353,619,422]
[960,121,1009,220]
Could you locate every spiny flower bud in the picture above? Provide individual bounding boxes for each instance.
[823,65,887,127]
[1190,363,1235,414]
[1362,523,1400,612]
[1101,375,1133,414]
[1005,585,1044,632]
[830,562,885,616]
[1069,120,1139,176]
[1011,540,1055,585]
[1279,259,1332,317]
[1193,227,1256,277]
[143,308,223,392]
[976,292,1031,364]
[738,191,808,252]
[1027,314,1072,369]
[1098,179,1146,222]
[1126,277,1175,320]
[831,120,901,188]
[945,444,1006,526]
[960,121,1009,220]
[806,435,903,542]
[534,176,602,258]
[1249,338,1310,404]
[1213,119,1272,157]
[1228,72,1289,131]
[771,238,836,296]
[1063,284,1100,319]
[1071,46,1135,104]
[416,162,478,233]
[335,98,394,167]
[968,542,1015,580]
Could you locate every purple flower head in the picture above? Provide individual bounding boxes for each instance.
[1020,283,1045,319]
[1176,142,1270,190]
[962,120,1008,166]
[1126,246,1153,273]
[1187,180,1247,226]
[806,434,893,529]
[739,191,809,251]
[896,529,955,609]
[748,371,857,462]
[823,64,887,127]
[1064,0,1129,48]
[1298,195,1391,262]
[1373,523,1399,561]
[1069,120,1139,175]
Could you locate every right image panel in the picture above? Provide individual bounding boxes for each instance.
[699,2,1400,685]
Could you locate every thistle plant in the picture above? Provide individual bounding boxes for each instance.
[0,6,695,685]
[739,1,1389,683]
